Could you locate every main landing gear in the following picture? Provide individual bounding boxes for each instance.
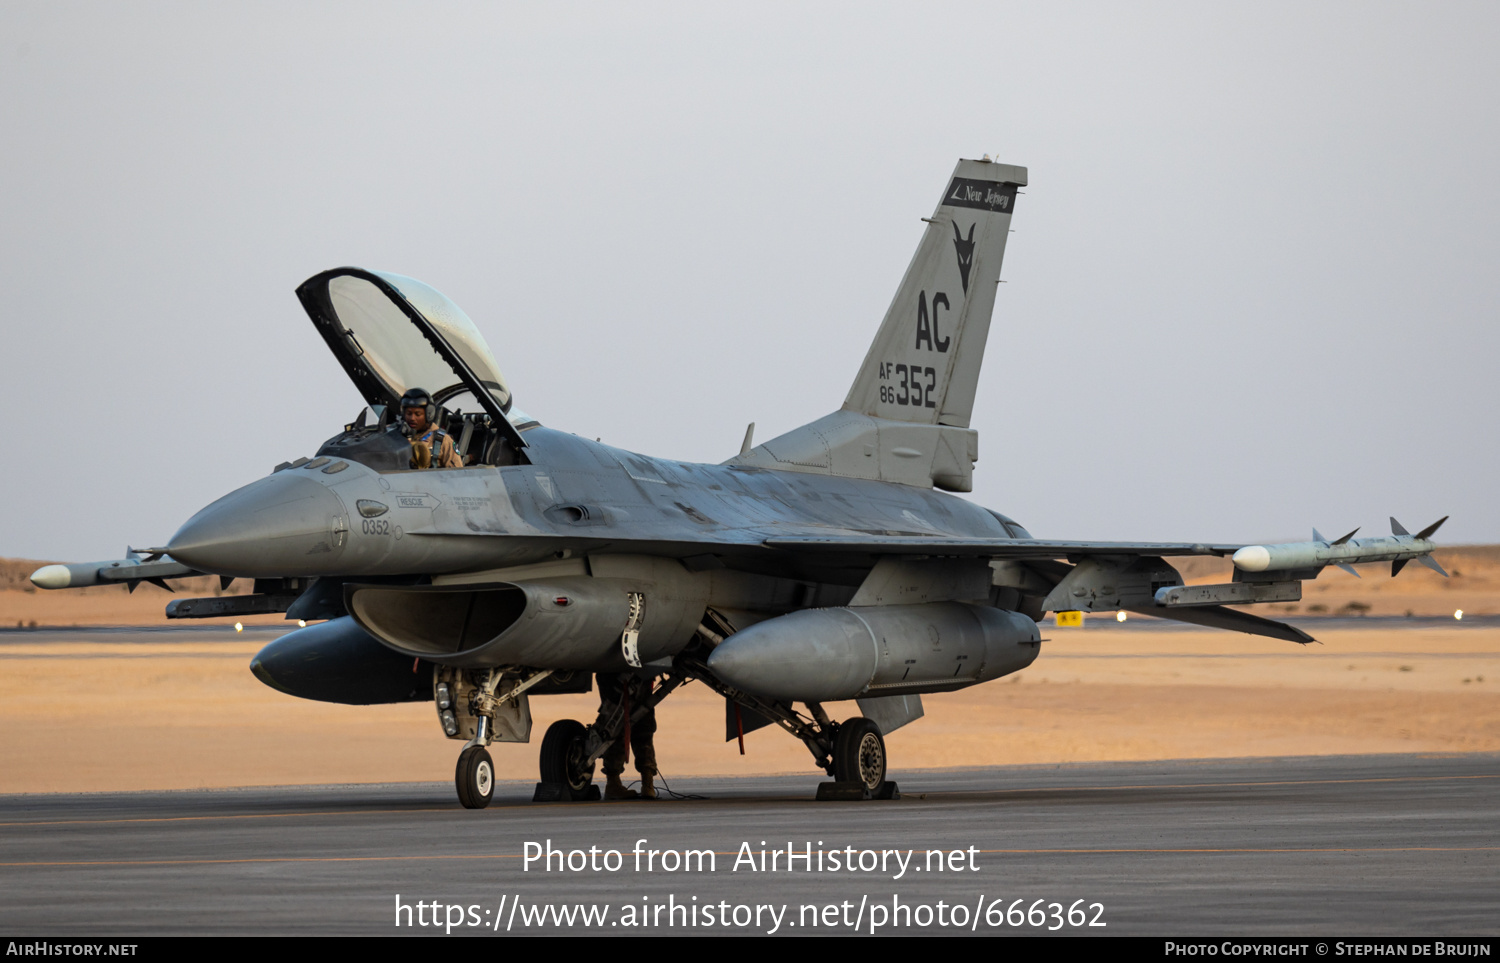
[439,626,899,806]
[675,632,897,800]
[832,716,888,793]
[532,673,686,803]
[537,719,597,801]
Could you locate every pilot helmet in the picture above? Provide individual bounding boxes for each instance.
[400,387,437,425]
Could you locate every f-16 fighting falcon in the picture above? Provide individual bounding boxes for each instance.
[30,158,1448,808]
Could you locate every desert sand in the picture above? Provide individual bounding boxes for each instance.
[0,623,1494,794]
[1,551,1496,795]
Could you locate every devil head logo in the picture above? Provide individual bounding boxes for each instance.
[952,222,976,294]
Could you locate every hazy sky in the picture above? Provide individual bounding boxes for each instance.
[3,2,1497,561]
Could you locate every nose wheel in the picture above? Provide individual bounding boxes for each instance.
[455,746,495,809]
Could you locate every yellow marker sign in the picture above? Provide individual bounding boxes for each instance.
[1055,610,1084,627]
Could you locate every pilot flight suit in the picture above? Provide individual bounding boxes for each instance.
[409,424,463,469]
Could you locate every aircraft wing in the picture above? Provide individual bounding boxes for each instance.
[764,536,1241,559]
[765,534,1316,644]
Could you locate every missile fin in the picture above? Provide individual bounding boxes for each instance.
[145,577,174,592]
[1390,517,1410,537]
[1392,559,1409,577]
[1416,516,1449,540]
[126,579,139,594]
[1336,562,1361,578]
[1313,528,1327,544]
[219,575,235,592]
[1333,527,1359,546]
[1418,554,1449,578]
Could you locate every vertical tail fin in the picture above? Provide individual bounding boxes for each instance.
[844,158,1027,429]
[729,159,1026,492]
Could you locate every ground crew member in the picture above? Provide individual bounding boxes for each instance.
[596,673,658,800]
[400,388,463,469]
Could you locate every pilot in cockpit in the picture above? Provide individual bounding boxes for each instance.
[400,388,464,469]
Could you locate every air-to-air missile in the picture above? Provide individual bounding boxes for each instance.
[27,549,196,591]
[1230,517,1449,578]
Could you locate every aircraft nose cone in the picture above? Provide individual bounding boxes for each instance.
[168,472,349,577]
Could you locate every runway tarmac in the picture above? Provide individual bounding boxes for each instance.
[2,753,1496,936]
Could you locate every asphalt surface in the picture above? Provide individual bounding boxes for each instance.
[1,754,1496,936]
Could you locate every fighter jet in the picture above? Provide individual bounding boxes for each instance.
[31,158,1447,808]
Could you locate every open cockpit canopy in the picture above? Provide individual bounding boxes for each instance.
[297,268,530,439]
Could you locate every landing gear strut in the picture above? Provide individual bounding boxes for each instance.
[437,666,544,809]
[675,630,898,800]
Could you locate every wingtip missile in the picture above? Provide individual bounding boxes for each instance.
[1233,518,1447,577]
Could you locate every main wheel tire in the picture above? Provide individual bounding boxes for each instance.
[539,719,596,801]
[832,717,886,792]
[456,746,495,810]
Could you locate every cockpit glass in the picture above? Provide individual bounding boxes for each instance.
[370,271,513,413]
[305,266,531,433]
[441,389,538,428]
[327,276,460,403]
